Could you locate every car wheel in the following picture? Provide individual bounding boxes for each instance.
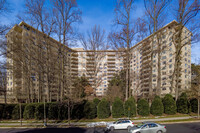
[127,126,131,131]
[136,132,141,133]
[157,130,163,133]
[110,126,114,131]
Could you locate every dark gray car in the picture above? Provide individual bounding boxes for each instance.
[129,122,166,133]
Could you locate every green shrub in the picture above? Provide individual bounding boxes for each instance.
[97,98,111,119]
[124,97,136,117]
[12,104,26,119]
[93,98,100,107]
[112,97,124,118]
[34,103,49,120]
[150,96,164,116]
[137,99,149,116]
[163,94,176,115]
[23,103,36,119]
[72,100,87,119]
[177,93,190,114]
[58,103,67,120]
[48,103,58,119]
[84,101,97,119]
[0,104,5,119]
[3,104,16,119]
[190,98,198,113]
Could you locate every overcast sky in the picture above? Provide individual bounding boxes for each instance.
[2,0,200,63]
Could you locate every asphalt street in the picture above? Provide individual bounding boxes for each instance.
[0,122,200,133]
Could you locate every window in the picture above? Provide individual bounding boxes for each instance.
[169,42,172,46]
[169,53,173,57]
[162,56,166,60]
[169,64,172,68]
[148,124,158,128]
[162,87,166,90]
[162,72,166,75]
[185,52,187,56]
[185,58,187,61]
[169,59,172,62]
[163,61,166,65]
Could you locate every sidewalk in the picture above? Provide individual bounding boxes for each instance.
[0,116,198,128]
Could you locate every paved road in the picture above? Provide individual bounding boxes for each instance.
[0,122,200,133]
[0,116,196,126]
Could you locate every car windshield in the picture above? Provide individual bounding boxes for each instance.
[136,123,144,128]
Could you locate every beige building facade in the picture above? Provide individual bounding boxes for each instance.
[5,20,191,102]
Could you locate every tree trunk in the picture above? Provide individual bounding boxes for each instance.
[198,98,199,119]
[68,99,71,126]
[20,102,22,126]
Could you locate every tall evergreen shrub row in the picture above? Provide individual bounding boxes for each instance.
[0,93,197,120]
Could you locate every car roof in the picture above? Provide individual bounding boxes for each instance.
[142,121,156,124]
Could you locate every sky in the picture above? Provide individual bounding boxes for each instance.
[1,0,200,63]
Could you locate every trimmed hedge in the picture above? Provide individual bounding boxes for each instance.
[163,94,176,115]
[3,104,16,119]
[0,104,5,119]
[177,93,190,114]
[93,98,100,107]
[34,103,49,120]
[72,100,87,119]
[58,103,67,120]
[23,103,36,119]
[84,101,97,119]
[137,99,149,116]
[112,97,124,118]
[97,98,111,119]
[12,104,26,119]
[48,103,58,120]
[150,96,164,116]
[124,97,136,117]
[190,98,198,113]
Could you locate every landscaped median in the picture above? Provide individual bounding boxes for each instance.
[0,114,199,128]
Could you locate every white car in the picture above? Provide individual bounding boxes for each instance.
[107,119,135,131]
[129,122,167,133]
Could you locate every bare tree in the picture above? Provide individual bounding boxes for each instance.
[52,0,82,102]
[144,0,171,99]
[80,25,108,96]
[108,0,135,100]
[171,0,200,100]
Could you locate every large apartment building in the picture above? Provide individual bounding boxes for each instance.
[5,20,191,102]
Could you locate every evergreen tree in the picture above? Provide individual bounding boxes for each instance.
[97,98,111,119]
[163,94,176,115]
[84,101,97,119]
[177,93,190,114]
[137,99,149,116]
[112,97,124,118]
[124,97,136,117]
[150,96,164,116]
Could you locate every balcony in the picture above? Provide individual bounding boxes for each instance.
[107,58,115,61]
